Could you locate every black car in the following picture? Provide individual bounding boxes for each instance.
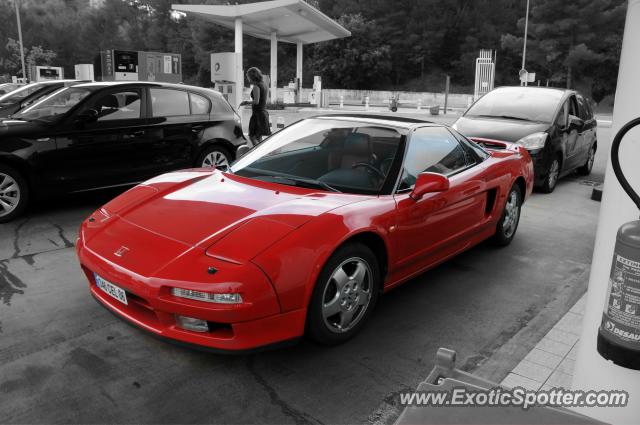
[0,80,88,118]
[0,81,245,222]
[452,86,597,193]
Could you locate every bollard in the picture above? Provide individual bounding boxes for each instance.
[276,116,285,131]
[417,99,422,110]
[269,116,274,132]
[365,96,370,110]
[340,95,344,109]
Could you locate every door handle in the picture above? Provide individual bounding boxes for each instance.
[123,130,145,140]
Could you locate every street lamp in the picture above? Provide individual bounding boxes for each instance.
[14,0,27,82]
[520,0,530,86]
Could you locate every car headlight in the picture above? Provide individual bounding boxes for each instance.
[171,287,243,304]
[516,132,548,150]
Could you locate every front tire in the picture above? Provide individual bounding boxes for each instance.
[197,145,232,171]
[306,243,381,345]
[539,156,561,193]
[0,164,29,223]
[492,184,522,246]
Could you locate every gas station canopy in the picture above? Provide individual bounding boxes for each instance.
[172,0,351,45]
[172,0,350,107]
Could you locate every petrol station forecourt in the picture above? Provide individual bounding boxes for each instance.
[0,0,639,424]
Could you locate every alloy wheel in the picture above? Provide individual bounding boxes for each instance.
[502,189,520,238]
[0,172,20,218]
[587,147,595,171]
[322,257,373,333]
[548,159,560,189]
[202,151,230,169]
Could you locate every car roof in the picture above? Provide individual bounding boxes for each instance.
[32,79,85,85]
[72,81,222,98]
[492,85,577,96]
[312,113,437,130]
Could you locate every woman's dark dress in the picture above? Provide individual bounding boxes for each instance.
[248,81,271,139]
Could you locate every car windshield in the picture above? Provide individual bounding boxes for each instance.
[0,82,47,104]
[231,118,404,195]
[465,87,564,123]
[13,87,92,122]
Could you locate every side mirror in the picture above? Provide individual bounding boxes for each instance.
[568,114,584,130]
[75,108,98,124]
[410,172,450,200]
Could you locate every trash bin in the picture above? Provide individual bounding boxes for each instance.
[429,105,440,115]
[394,348,604,425]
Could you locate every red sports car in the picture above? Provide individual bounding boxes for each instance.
[77,114,534,352]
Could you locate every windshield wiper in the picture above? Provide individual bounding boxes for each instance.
[272,176,341,193]
[473,114,532,121]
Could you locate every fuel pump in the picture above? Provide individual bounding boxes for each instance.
[597,117,640,370]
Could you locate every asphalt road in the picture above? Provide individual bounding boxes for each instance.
[0,122,611,424]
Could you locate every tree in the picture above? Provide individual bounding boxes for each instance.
[2,38,57,78]
[501,0,625,91]
[308,14,393,89]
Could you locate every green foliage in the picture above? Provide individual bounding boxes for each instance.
[0,0,626,99]
[501,0,626,93]
[308,14,392,89]
[2,38,57,77]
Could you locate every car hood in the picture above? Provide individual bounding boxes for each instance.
[95,170,366,249]
[454,116,551,143]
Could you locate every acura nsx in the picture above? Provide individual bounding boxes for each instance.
[77,114,534,352]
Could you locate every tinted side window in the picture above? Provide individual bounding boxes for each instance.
[555,100,568,127]
[211,96,233,113]
[399,127,469,190]
[94,90,142,121]
[576,95,592,120]
[150,88,189,117]
[189,92,210,114]
[568,96,579,117]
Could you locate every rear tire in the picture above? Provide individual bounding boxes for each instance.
[577,144,596,176]
[0,164,29,223]
[539,156,561,193]
[197,145,232,171]
[306,243,381,345]
[492,184,522,247]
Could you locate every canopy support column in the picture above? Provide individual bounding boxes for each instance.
[296,42,303,102]
[234,17,243,108]
[270,31,278,104]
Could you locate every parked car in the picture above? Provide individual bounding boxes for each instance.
[0,81,245,222]
[0,82,24,96]
[0,80,87,118]
[76,114,534,352]
[452,86,597,193]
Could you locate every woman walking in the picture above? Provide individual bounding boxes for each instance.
[241,67,271,147]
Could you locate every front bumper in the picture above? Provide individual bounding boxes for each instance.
[528,149,552,186]
[77,241,306,352]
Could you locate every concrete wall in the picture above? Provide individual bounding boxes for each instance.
[246,86,474,109]
[288,88,474,108]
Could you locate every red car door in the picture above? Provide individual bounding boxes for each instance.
[390,126,488,282]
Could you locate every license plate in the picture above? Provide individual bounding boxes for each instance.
[95,274,128,305]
